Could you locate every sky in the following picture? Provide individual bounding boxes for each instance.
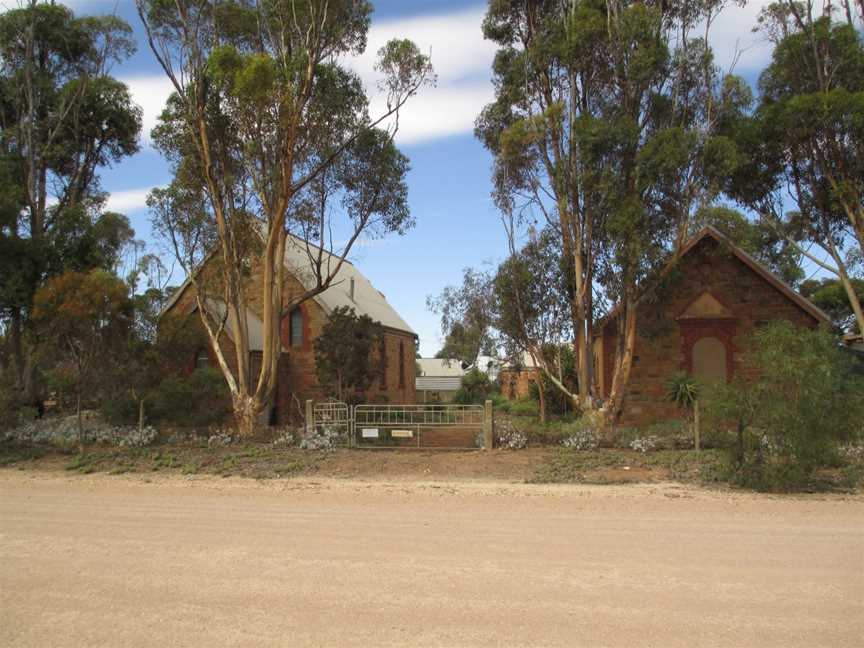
[31,0,778,356]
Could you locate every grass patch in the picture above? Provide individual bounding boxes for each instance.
[0,444,47,466]
[529,448,724,485]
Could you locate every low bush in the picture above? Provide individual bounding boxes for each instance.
[452,368,497,405]
[508,397,539,417]
[120,368,232,428]
[704,322,864,490]
[559,411,604,450]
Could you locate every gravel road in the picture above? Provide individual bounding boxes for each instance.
[1,471,862,647]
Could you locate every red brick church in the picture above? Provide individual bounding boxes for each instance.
[593,227,830,428]
[161,235,417,424]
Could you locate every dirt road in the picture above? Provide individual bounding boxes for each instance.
[1,471,862,647]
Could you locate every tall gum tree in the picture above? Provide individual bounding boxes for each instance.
[138,0,433,435]
[0,1,141,400]
[477,0,738,421]
[721,1,864,336]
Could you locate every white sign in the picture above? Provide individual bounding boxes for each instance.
[391,429,414,438]
[361,428,379,438]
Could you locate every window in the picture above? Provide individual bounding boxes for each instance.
[289,307,304,348]
[398,341,405,388]
[378,338,387,389]
[195,348,209,370]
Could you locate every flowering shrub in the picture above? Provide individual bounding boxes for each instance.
[271,427,296,447]
[562,428,600,450]
[498,428,528,450]
[560,411,604,450]
[299,425,343,451]
[207,428,235,449]
[840,444,864,461]
[630,436,658,453]
[2,416,157,447]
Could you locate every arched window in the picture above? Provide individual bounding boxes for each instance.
[289,307,304,348]
[692,337,727,383]
[194,348,210,371]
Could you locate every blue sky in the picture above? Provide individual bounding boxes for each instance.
[45,0,777,356]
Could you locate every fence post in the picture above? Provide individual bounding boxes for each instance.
[483,400,493,450]
[305,399,314,437]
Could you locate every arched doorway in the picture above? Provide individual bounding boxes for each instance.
[692,337,728,383]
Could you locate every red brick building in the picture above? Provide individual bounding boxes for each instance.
[162,235,417,425]
[593,227,830,429]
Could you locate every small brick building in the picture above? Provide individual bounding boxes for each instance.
[593,227,830,429]
[162,235,417,425]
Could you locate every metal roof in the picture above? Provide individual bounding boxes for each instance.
[161,233,415,336]
[416,358,466,377]
[415,376,463,391]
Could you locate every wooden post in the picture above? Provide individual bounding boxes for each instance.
[305,399,314,437]
[483,400,493,450]
[694,399,701,454]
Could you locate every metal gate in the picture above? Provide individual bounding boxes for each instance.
[311,399,352,447]
[308,401,489,449]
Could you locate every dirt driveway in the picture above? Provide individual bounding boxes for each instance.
[1,471,862,647]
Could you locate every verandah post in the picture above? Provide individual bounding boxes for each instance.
[305,399,314,438]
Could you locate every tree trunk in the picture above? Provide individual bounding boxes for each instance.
[606,301,637,424]
[76,389,84,454]
[537,378,547,424]
[138,398,145,433]
[234,394,259,437]
[575,322,592,411]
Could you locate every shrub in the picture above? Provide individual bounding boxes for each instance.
[560,411,604,450]
[509,397,539,417]
[494,418,528,449]
[704,322,864,489]
[453,368,496,405]
[147,368,232,428]
[630,436,658,453]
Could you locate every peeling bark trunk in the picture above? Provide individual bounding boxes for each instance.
[606,300,637,424]
[537,378,547,424]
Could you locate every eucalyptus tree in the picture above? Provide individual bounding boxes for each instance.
[138,0,433,434]
[0,1,142,399]
[722,1,864,335]
[477,0,737,419]
[427,268,496,367]
[494,227,573,421]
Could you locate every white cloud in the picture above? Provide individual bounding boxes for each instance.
[347,5,495,145]
[706,1,774,75]
[350,6,496,87]
[123,75,175,147]
[105,187,155,214]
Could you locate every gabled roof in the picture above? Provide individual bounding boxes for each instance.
[417,358,466,377]
[161,233,415,336]
[595,226,831,330]
[283,235,415,335]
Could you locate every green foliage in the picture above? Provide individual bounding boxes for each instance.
[665,372,699,411]
[508,397,540,418]
[704,321,864,489]
[800,277,864,333]
[314,306,384,403]
[428,269,494,366]
[144,369,231,428]
[452,368,496,405]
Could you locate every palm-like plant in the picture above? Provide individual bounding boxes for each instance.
[666,373,701,451]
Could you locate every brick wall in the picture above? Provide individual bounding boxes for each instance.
[600,236,820,429]
[499,368,539,400]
